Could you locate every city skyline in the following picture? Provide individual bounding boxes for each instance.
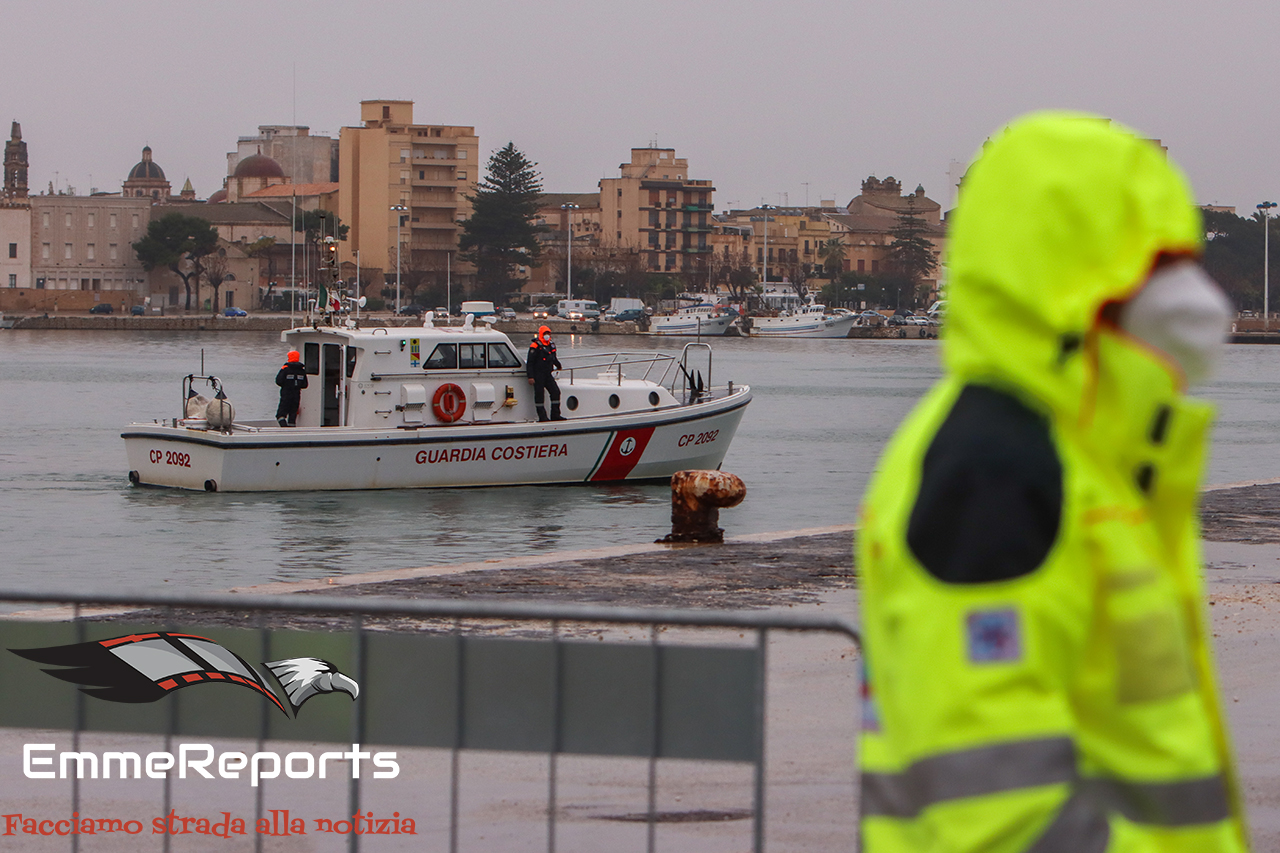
[4,0,1276,216]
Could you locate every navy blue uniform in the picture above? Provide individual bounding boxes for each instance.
[275,362,308,426]
[526,339,564,421]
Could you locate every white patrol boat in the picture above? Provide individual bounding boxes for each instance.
[121,312,751,492]
[748,303,858,338]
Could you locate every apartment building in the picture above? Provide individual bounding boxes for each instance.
[527,192,603,293]
[598,148,714,277]
[717,206,837,282]
[338,100,479,283]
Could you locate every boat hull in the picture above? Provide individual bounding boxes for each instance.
[648,314,738,336]
[123,389,751,492]
[749,315,858,338]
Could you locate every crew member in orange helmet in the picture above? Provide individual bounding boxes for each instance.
[275,350,308,427]
[526,326,565,422]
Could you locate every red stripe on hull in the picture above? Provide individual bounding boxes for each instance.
[590,428,656,482]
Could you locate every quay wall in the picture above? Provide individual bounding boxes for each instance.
[5,315,644,335]
[8,315,1279,343]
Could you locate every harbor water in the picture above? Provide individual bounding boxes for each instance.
[2,329,1280,592]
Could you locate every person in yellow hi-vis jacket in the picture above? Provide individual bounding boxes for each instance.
[857,112,1248,852]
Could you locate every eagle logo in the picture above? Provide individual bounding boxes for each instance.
[11,632,359,718]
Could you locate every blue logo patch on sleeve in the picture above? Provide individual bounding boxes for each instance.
[859,659,880,733]
[966,609,1022,663]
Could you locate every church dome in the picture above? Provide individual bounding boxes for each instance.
[233,153,285,179]
[207,188,228,204]
[128,146,166,181]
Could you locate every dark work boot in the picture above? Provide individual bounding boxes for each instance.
[277,417,288,427]
[550,403,566,421]
[536,406,550,422]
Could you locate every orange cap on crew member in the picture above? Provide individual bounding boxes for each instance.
[286,350,301,363]
[537,326,552,346]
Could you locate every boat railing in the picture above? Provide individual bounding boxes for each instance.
[677,343,714,404]
[558,351,677,387]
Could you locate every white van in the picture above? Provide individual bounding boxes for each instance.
[460,300,496,317]
[557,299,600,319]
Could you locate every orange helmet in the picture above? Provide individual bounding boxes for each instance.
[537,326,552,346]
[286,350,301,363]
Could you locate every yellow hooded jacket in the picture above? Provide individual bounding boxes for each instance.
[857,113,1248,852]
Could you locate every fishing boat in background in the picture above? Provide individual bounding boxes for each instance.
[122,310,750,492]
[748,303,858,338]
[648,294,740,336]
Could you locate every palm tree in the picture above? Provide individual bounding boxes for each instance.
[818,237,846,280]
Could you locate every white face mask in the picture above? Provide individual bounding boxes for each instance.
[1119,261,1233,386]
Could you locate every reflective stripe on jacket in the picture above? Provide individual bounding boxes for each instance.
[857,113,1248,853]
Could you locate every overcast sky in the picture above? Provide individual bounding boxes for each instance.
[5,0,1276,216]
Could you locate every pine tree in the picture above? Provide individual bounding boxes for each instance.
[459,143,544,300]
[886,202,937,308]
[132,213,220,310]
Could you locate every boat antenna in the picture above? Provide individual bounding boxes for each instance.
[201,348,205,376]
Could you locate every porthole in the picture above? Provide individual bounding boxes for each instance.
[608,394,620,409]
[566,396,579,411]
[648,391,660,406]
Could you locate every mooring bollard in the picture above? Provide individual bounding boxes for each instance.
[659,470,746,543]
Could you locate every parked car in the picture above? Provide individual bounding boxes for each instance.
[130,305,146,316]
[397,304,426,316]
[89,303,112,315]
[223,307,248,317]
[613,308,645,323]
[497,307,517,321]
[857,311,885,326]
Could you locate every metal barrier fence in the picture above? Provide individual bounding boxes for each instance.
[0,588,861,852]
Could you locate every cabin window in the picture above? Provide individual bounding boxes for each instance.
[458,343,486,369]
[487,343,521,368]
[425,343,458,369]
[346,347,359,378]
[303,342,320,375]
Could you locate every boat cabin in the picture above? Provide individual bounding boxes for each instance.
[280,318,681,430]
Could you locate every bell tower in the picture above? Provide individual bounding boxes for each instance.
[4,122,28,200]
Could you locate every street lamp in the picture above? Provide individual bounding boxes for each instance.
[561,203,578,302]
[391,203,408,314]
[1260,201,1277,331]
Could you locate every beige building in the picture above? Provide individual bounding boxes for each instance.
[29,196,152,306]
[244,182,339,211]
[825,177,945,290]
[160,201,299,309]
[717,206,837,284]
[528,192,603,294]
[219,153,291,203]
[0,204,31,291]
[229,126,338,185]
[598,147,714,279]
[338,100,479,287]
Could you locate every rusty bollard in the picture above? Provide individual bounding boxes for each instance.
[658,470,746,544]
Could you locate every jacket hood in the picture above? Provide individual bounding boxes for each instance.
[943,112,1203,419]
